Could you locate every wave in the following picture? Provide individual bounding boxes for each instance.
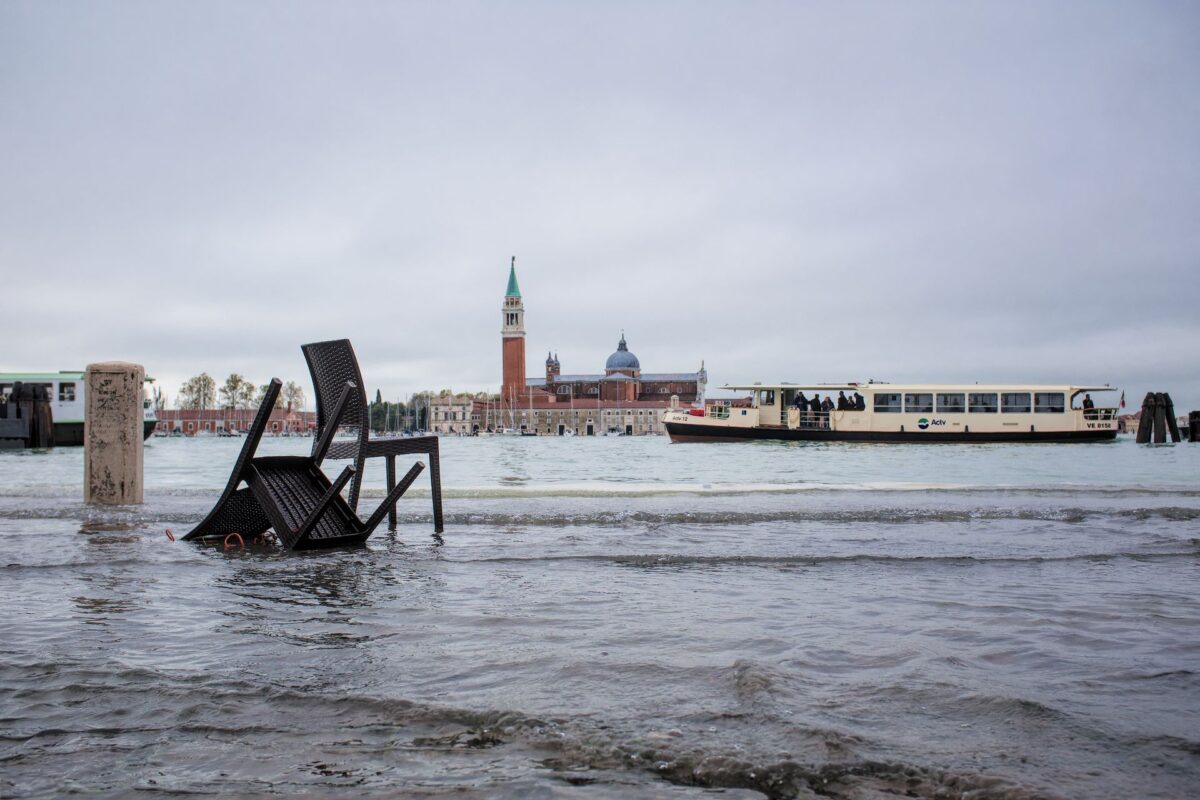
[0,661,1063,800]
[3,504,1199,530]
[449,550,1199,568]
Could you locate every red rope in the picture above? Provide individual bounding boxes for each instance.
[224,532,245,549]
[165,528,175,542]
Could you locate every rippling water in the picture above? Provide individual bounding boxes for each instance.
[2,436,1198,798]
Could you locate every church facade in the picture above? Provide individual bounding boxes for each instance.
[478,260,706,435]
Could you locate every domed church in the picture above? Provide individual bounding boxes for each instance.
[484,259,706,435]
[538,332,705,404]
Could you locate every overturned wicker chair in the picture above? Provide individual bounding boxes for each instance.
[302,338,444,533]
[185,378,424,550]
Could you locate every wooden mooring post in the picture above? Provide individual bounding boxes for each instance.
[0,383,54,448]
[84,362,145,505]
[1135,391,1182,445]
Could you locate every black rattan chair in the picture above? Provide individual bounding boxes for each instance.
[302,338,444,533]
[246,380,426,550]
[182,379,277,542]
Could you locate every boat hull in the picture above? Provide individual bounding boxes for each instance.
[50,421,158,446]
[664,421,1118,444]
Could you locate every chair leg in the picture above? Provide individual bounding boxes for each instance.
[385,455,397,531]
[428,445,444,533]
[347,456,364,512]
[363,462,425,534]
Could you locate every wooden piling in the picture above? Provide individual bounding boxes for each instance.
[1136,393,1154,444]
[84,362,145,505]
[1163,393,1181,443]
[1152,393,1168,444]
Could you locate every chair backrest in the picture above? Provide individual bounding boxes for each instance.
[222,378,281,497]
[302,339,369,453]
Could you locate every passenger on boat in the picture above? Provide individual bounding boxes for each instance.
[806,394,821,428]
[793,392,808,409]
[837,391,849,410]
[1082,394,1094,410]
[853,392,865,411]
[821,396,834,413]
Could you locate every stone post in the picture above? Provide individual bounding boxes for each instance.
[84,362,145,505]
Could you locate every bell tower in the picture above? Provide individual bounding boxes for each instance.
[501,256,526,402]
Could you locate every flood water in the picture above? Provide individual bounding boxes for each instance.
[2,435,1198,798]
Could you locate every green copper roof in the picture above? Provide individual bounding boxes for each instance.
[505,257,521,297]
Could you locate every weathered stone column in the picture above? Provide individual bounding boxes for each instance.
[84,362,145,505]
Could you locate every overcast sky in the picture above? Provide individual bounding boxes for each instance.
[3,2,1197,411]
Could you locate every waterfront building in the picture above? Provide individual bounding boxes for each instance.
[429,392,476,435]
[479,260,706,435]
[155,407,315,436]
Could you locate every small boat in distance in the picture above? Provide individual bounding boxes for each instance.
[0,371,159,445]
[663,383,1119,443]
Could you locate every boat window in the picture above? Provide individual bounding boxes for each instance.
[759,390,775,405]
[937,393,965,413]
[873,393,902,413]
[1001,392,1032,413]
[1034,392,1065,413]
[968,393,998,413]
[904,393,933,413]
[59,382,76,402]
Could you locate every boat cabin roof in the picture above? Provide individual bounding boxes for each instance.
[0,372,156,383]
[0,371,86,382]
[722,382,1116,394]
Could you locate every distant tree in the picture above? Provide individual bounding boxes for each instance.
[178,373,216,410]
[256,383,284,410]
[375,389,382,405]
[220,374,248,409]
[283,381,306,412]
[236,380,257,409]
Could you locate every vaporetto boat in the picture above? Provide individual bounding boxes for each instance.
[663,383,1120,443]
[0,371,158,445]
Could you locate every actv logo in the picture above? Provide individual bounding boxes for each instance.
[917,418,947,430]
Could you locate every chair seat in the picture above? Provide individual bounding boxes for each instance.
[325,435,439,461]
[186,487,271,540]
[248,457,364,550]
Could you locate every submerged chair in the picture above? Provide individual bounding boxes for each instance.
[185,379,424,550]
[302,339,444,533]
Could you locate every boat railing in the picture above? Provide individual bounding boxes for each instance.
[787,408,831,430]
[1082,407,1117,421]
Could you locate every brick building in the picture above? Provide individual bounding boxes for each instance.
[155,407,315,436]
[476,260,705,435]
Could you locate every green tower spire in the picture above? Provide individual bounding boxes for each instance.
[505,256,521,298]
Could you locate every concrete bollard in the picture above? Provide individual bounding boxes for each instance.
[84,362,145,505]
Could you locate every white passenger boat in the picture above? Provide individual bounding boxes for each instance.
[0,372,158,445]
[663,383,1119,443]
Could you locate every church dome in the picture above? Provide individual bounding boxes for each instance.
[604,334,640,371]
